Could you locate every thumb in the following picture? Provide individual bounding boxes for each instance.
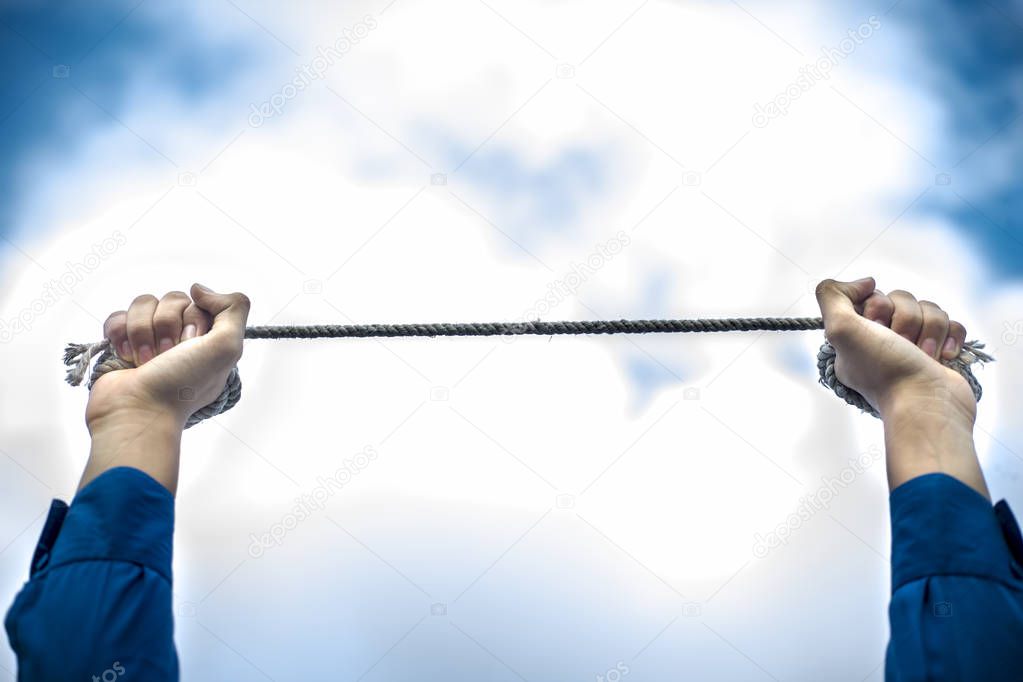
[815,277,875,339]
[190,283,251,342]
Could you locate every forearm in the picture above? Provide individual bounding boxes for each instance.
[879,389,989,499]
[81,409,184,495]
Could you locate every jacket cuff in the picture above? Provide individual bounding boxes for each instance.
[43,466,175,582]
[890,472,1019,592]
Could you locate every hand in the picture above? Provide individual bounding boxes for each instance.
[814,277,975,422]
[85,284,251,432]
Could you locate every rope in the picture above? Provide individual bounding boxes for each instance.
[62,317,993,428]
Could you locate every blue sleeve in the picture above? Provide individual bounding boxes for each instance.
[886,472,1023,682]
[4,466,179,681]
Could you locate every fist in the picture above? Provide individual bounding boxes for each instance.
[814,277,975,420]
[85,284,251,430]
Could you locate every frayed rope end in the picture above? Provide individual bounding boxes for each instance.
[961,340,994,365]
[64,340,108,387]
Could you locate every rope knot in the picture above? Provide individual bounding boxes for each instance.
[63,339,242,429]
[816,339,992,417]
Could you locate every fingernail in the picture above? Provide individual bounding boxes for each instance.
[921,338,938,359]
[194,283,212,293]
[158,337,174,354]
[137,344,153,365]
[181,324,197,341]
[119,340,131,360]
[942,336,957,356]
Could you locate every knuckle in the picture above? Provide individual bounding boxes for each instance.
[863,296,891,314]
[231,292,251,308]
[103,314,126,339]
[127,327,152,341]
[918,300,947,318]
[888,289,914,300]
[162,290,190,301]
[902,309,924,326]
[814,279,837,298]
[131,293,158,306]
[892,312,923,333]
[152,311,180,329]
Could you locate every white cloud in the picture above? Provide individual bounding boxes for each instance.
[2,0,1020,678]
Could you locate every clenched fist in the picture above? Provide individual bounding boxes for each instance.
[84,283,250,432]
[814,277,975,422]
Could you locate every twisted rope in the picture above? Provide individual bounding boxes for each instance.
[63,317,993,428]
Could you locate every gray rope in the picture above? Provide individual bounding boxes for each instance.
[62,317,993,428]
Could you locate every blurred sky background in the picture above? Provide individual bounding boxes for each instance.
[1,0,1022,680]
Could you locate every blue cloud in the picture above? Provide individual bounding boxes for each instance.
[0,0,253,237]
[895,0,1023,280]
[421,129,611,247]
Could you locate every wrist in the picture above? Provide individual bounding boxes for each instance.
[81,409,184,494]
[86,390,189,436]
[876,378,977,428]
[87,406,186,439]
[878,385,988,499]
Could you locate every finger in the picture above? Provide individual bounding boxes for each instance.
[814,277,876,341]
[888,290,923,344]
[180,302,212,341]
[944,320,967,360]
[917,301,950,360]
[103,310,130,362]
[152,291,191,355]
[126,294,159,365]
[861,290,894,328]
[189,283,251,359]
